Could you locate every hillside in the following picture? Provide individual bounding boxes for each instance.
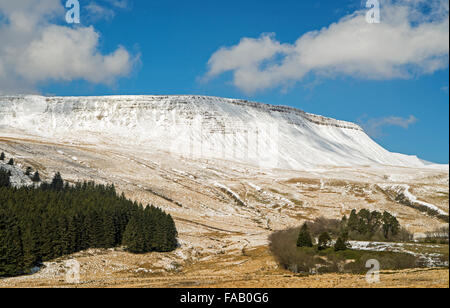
[0,95,442,170]
[0,95,448,287]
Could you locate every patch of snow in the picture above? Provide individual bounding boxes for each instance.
[349,241,448,267]
[247,182,262,192]
[379,184,447,216]
[214,182,245,206]
[0,161,33,187]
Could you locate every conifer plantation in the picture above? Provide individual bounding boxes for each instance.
[0,169,10,188]
[0,171,178,277]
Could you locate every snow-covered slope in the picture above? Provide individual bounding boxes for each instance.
[0,95,439,170]
[0,161,32,187]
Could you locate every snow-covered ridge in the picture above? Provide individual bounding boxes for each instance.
[0,95,441,170]
[0,95,363,131]
[223,99,363,131]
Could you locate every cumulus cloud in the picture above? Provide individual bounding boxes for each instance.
[0,0,136,94]
[204,0,449,94]
[359,114,418,137]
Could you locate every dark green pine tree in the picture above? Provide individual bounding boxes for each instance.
[382,211,400,239]
[21,221,42,270]
[334,236,348,251]
[122,216,143,253]
[31,171,41,183]
[151,210,165,251]
[101,213,116,248]
[7,158,14,166]
[347,209,359,232]
[165,214,178,250]
[0,152,5,161]
[57,215,71,256]
[297,223,313,248]
[0,173,178,277]
[39,213,59,261]
[67,216,81,253]
[357,209,371,234]
[25,167,32,176]
[85,210,104,248]
[50,172,64,190]
[0,209,24,277]
[368,211,383,236]
[0,168,11,188]
[143,208,157,251]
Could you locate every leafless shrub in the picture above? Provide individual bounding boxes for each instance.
[268,228,315,273]
[423,226,449,244]
[306,217,341,237]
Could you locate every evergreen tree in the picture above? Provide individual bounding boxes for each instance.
[334,236,348,251]
[21,221,41,270]
[31,171,41,183]
[122,216,144,253]
[382,211,400,239]
[357,209,371,234]
[347,209,358,232]
[0,209,24,277]
[318,232,331,250]
[50,172,64,190]
[0,152,5,161]
[7,158,14,166]
[102,213,116,248]
[369,211,382,236]
[339,209,404,241]
[25,167,32,176]
[297,223,313,248]
[340,229,349,243]
[0,175,178,277]
[165,213,178,250]
[0,169,11,188]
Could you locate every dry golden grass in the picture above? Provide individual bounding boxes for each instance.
[1,246,448,288]
[1,136,448,288]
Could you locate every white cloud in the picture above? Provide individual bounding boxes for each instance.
[84,0,131,22]
[205,0,449,94]
[85,3,116,21]
[0,0,136,94]
[106,0,130,9]
[359,114,418,137]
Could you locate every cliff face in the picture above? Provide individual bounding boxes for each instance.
[0,95,427,170]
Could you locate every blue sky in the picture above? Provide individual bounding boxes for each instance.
[1,0,449,163]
